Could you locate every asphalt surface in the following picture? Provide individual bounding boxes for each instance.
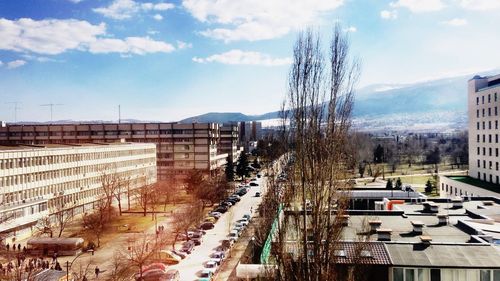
[168,176,267,281]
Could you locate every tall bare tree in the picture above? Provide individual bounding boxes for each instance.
[272,25,361,281]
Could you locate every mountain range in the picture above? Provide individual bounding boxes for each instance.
[179,70,500,131]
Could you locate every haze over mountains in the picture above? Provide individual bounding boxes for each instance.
[179,71,500,132]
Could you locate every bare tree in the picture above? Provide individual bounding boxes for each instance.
[272,25,361,280]
[35,216,54,238]
[171,202,204,250]
[99,164,119,220]
[121,233,156,279]
[135,183,153,217]
[54,205,74,238]
[114,176,130,216]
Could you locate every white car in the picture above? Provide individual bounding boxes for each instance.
[205,260,218,273]
[237,219,249,227]
[209,211,222,219]
[210,252,225,265]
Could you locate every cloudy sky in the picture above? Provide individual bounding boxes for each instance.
[1,0,499,122]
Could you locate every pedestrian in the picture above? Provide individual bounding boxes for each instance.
[95,266,100,278]
[6,243,9,251]
[17,244,21,251]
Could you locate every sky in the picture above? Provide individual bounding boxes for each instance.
[1,0,500,122]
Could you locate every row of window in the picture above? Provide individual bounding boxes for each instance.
[442,183,476,197]
[476,92,498,105]
[0,167,153,205]
[476,147,499,157]
[477,172,499,184]
[0,158,155,188]
[476,159,500,171]
[0,148,155,171]
[393,267,499,281]
[0,129,214,137]
[475,107,499,118]
[476,134,500,143]
[476,120,499,130]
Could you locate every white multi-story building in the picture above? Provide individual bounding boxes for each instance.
[440,74,500,197]
[0,142,156,239]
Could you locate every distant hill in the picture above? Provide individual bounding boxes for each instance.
[178,70,500,131]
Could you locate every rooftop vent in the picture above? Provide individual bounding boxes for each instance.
[437,214,448,225]
[377,228,392,241]
[483,200,494,206]
[368,220,382,233]
[411,220,424,234]
[420,235,432,244]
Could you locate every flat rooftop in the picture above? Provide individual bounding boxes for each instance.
[446,175,500,194]
[0,142,148,152]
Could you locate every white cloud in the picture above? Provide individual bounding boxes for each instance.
[458,0,500,10]
[0,60,3,66]
[67,0,84,3]
[88,37,175,54]
[7,60,26,69]
[94,0,174,20]
[192,49,292,66]
[0,18,105,55]
[176,40,192,49]
[343,26,357,33]
[183,0,344,42]
[380,9,398,19]
[0,18,176,56]
[441,18,467,26]
[390,0,445,12]
[153,14,163,21]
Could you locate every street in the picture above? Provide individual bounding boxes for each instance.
[168,175,267,281]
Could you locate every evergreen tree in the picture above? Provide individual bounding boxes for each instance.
[386,179,393,189]
[425,179,433,193]
[395,177,403,190]
[225,156,234,182]
[236,153,250,179]
[373,144,384,163]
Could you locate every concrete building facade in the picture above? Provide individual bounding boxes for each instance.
[0,122,229,180]
[469,74,500,184]
[0,142,156,239]
[220,123,243,162]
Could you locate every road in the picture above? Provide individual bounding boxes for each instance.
[169,175,268,281]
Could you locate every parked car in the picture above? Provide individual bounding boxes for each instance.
[243,214,251,221]
[236,219,249,227]
[199,270,213,280]
[228,230,239,242]
[209,211,222,219]
[228,195,241,202]
[200,222,215,230]
[249,182,259,187]
[149,250,182,265]
[225,198,238,205]
[219,201,232,208]
[181,241,195,254]
[210,251,225,265]
[205,260,218,272]
[164,269,180,281]
[233,225,243,235]
[255,192,261,197]
[172,250,187,259]
[214,206,228,213]
[191,233,203,246]
[135,268,168,281]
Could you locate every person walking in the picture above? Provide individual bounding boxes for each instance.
[95,266,100,278]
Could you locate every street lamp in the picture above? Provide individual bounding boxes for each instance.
[251,236,256,264]
[65,249,93,281]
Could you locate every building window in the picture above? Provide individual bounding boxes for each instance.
[489,121,492,129]
[478,147,481,155]
[483,108,485,117]
[488,108,491,116]
[496,106,498,116]
[496,134,499,143]
[483,122,486,130]
[484,173,487,181]
[483,160,486,169]
[489,134,492,143]
[482,96,485,104]
[477,122,481,130]
[495,92,498,102]
[496,148,498,157]
[477,109,480,118]
[496,162,499,171]
[488,94,491,103]
[478,159,481,167]
[483,135,486,143]
[489,161,492,169]
[477,97,480,105]
[489,147,492,156]
[477,134,480,143]
[497,176,499,184]
[483,147,486,155]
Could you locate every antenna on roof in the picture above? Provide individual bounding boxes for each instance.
[118,104,121,124]
[5,102,21,123]
[40,103,63,123]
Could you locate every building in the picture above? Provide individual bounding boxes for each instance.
[440,74,500,197]
[0,122,230,180]
[237,189,500,280]
[239,121,262,151]
[220,123,243,162]
[0,142,156,240]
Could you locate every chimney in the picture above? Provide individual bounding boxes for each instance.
[437,214,448,225]
[420,235,432,245]
[411,220,424,234]
[369,220,382,233]
[377,228,392,241]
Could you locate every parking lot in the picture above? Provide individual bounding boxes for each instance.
[168,175,267,280]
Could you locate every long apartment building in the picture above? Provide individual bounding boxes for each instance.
[440,74,500,197]
[0,122,230,180]
[220,123,243,162]
[0,142,156,239]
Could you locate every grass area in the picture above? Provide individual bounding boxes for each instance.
[364,163,468,178]
[447,175,500,193]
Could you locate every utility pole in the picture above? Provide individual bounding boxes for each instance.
[5,102,21,123]
[118,105,121,124]
[40,103,63,123]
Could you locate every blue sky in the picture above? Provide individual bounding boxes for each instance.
[1,0,499,122]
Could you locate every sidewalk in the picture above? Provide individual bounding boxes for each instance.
[215,223,256,281]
